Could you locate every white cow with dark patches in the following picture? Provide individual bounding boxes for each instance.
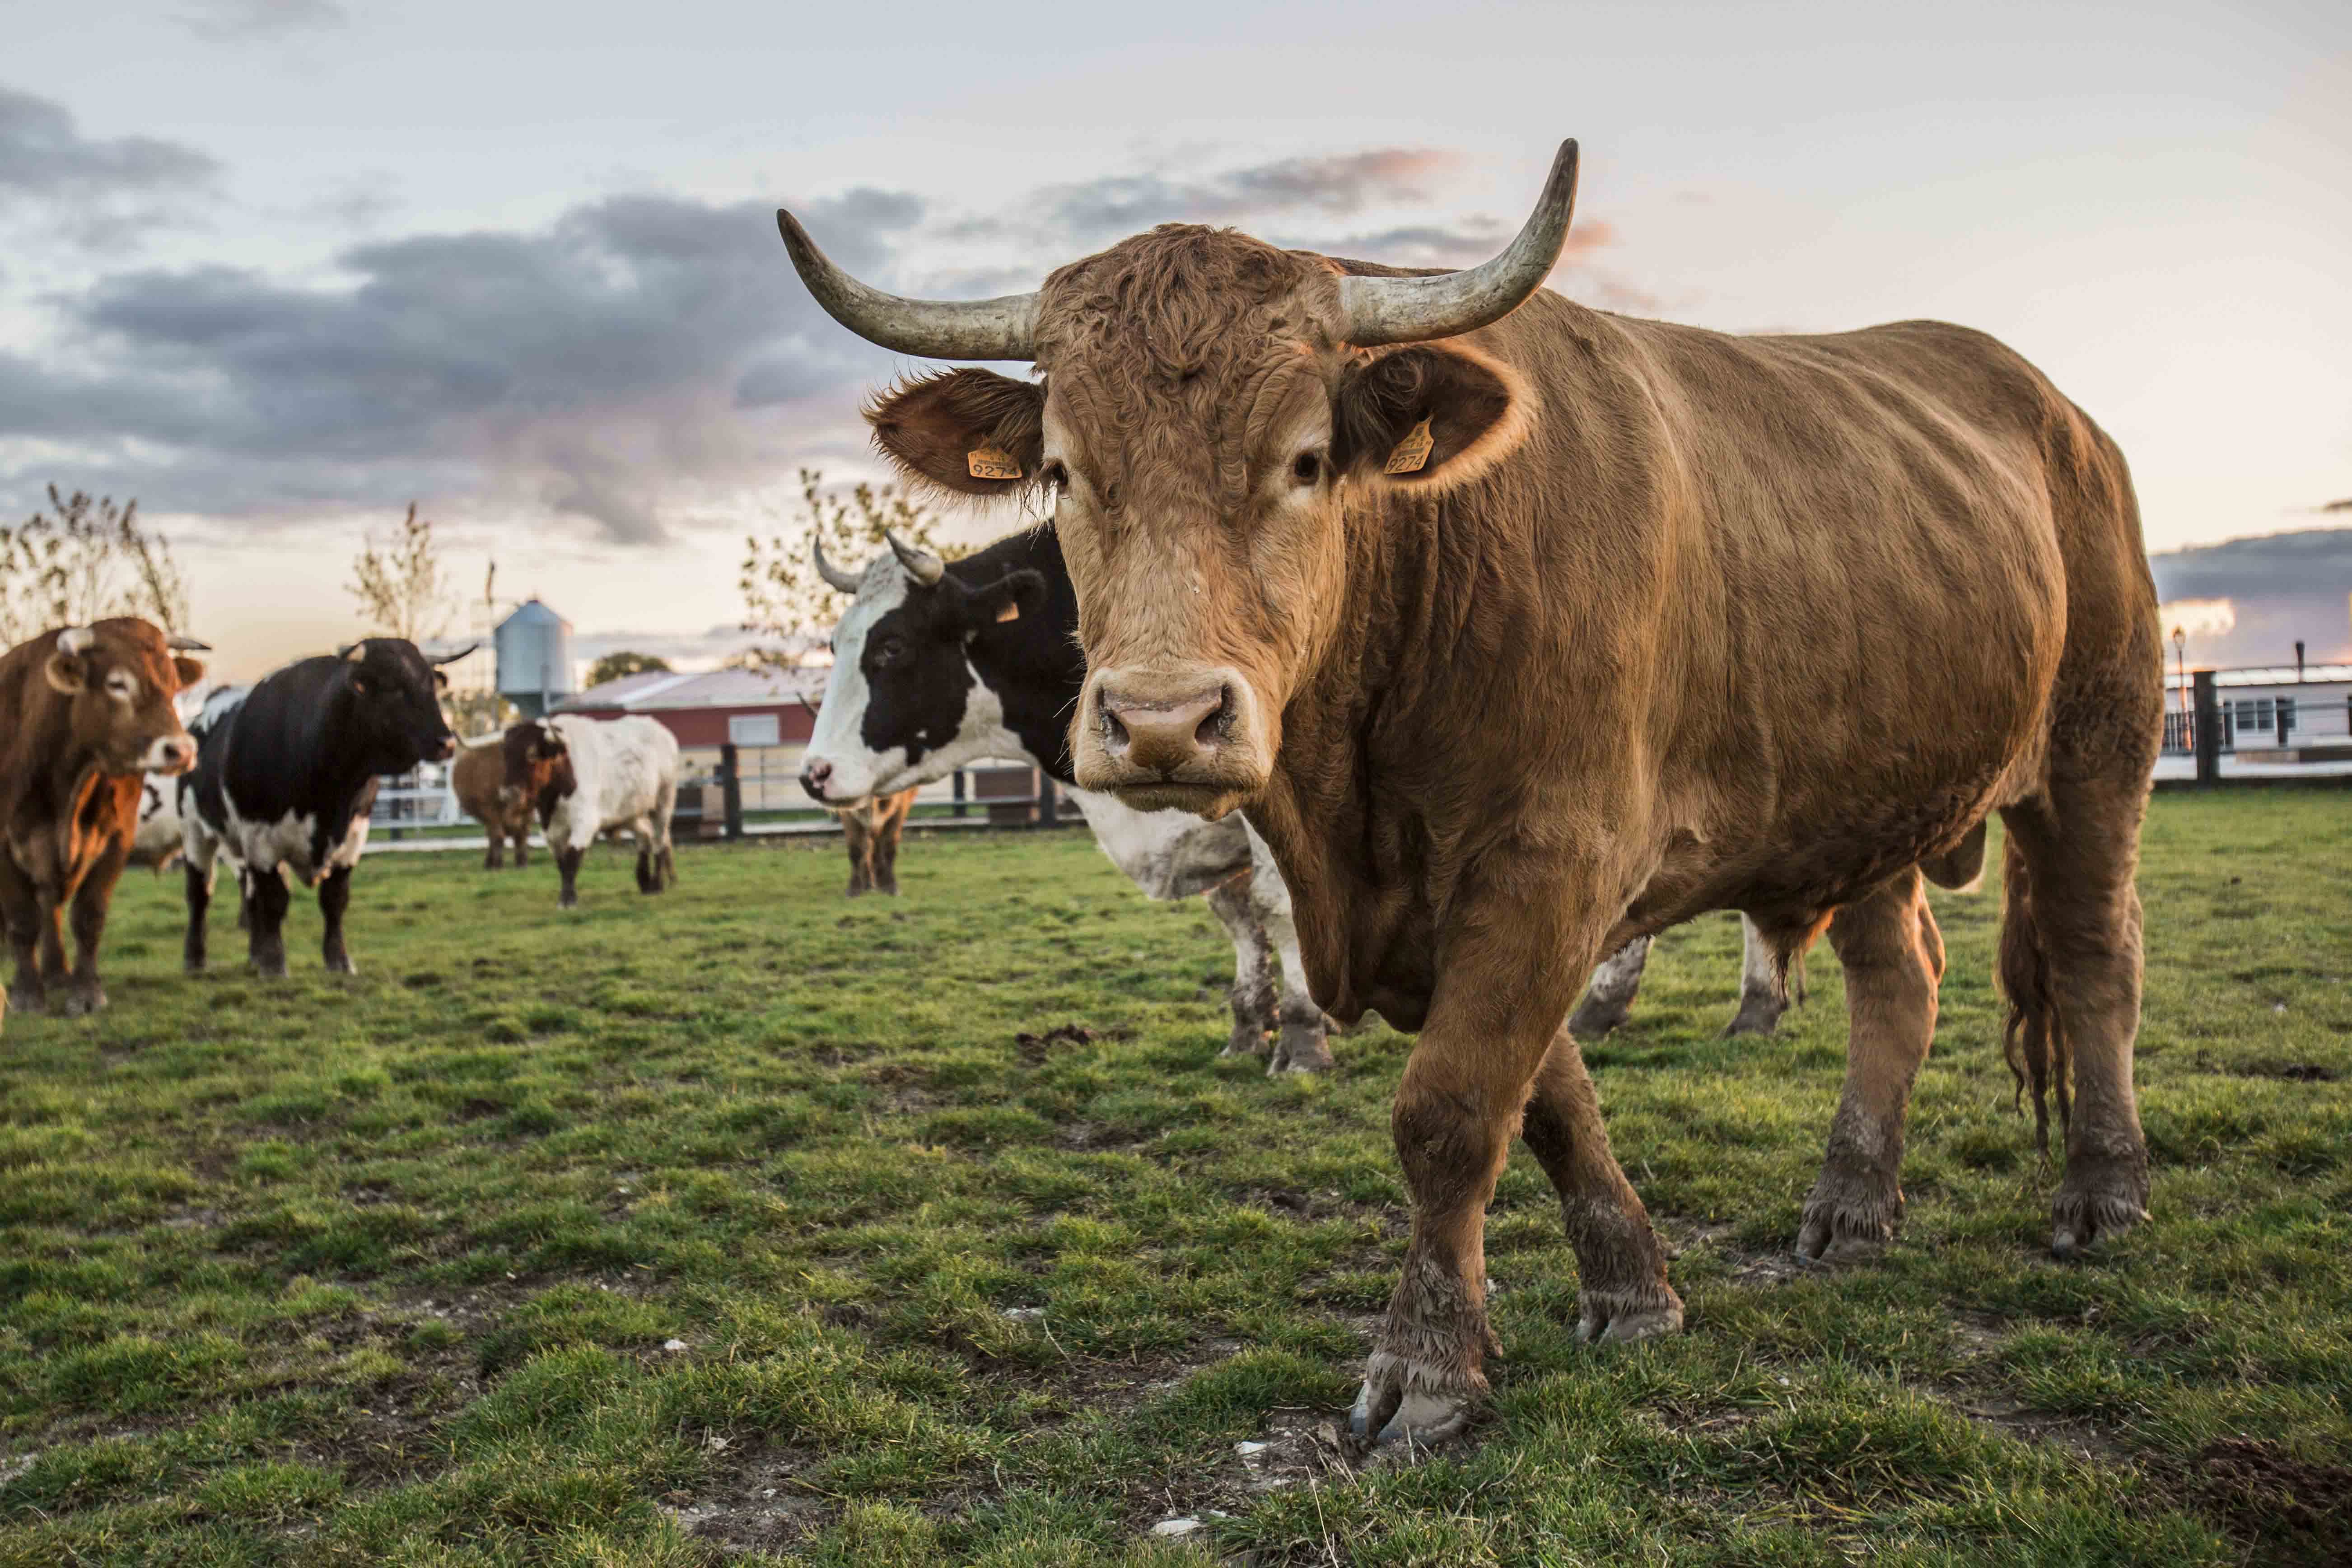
[500,714,680,909]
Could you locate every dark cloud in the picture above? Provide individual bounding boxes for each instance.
[2150,527,2352,665]
[0,85,219,199]
[177,0,348,41]
[4,187,921,544]
[0,141,1659,551]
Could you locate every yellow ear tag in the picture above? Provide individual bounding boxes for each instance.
[1383,418,1434,475]
[967,447,1024,481]
[994,602,1020,623]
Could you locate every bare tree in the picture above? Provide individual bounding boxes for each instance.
[739,469,970,668]
[347,502,453,643]
[0,486,191,646]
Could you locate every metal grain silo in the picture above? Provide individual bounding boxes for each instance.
[495,598,576,718]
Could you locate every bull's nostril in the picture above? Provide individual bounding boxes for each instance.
[1194,686,1232,747]
[1100,705,1129,748]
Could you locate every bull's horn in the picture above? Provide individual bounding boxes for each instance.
[775,209,1038,362]
[431,642,480,665]
[56,626,94,654]
[1337,139,1581,348]
[811,533,863,594]
[885,531,945,587]
[167,634,211,652]
[342,641,368,662]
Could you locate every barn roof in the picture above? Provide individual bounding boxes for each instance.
[558,664,828,713]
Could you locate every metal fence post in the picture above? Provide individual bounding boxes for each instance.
[719,742,744,840]
[952,769,967,818]
[1034,774,1056,829]
[2192,670,2220,785]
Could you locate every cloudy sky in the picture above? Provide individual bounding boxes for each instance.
[3,0,2347,675]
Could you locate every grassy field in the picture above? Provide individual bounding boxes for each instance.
[0,789,2346,1567]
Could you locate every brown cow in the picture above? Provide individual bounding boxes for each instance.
[834,788,916,896]
[1,620,207,1022]
[452,735,533,869]
[778,139,2163,1442]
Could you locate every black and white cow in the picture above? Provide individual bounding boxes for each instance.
[182,639,463,977]
[798,526,1335,1073]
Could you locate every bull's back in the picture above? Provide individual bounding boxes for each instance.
[1581,312,2128,902]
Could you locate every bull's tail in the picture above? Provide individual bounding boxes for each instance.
[1996,833,2069,1152]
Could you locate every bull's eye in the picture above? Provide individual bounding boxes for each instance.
[870,635,905,667]
[1040,460,1069,491]
[1291,451,1324,487]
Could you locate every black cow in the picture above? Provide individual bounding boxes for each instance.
[182,638,462,977]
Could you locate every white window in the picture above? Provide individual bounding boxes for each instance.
[728,713,782,748]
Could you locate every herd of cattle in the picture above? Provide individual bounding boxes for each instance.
[0,625,692,1029]
[2,137,2172,1448]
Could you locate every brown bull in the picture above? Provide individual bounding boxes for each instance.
[1,620,207,1024]
[452,735,534,869]
[778,140,2162,1443]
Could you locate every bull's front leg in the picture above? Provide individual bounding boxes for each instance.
[61,838,130,1015]
[247,867,291,978]
[1353,886,1614,1445]
[1203,874,1276,1058]
[1520,1028,1681,1340]
[1567,934,1652,1040]
[555,845,586,909]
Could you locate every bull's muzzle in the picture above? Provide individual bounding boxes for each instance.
[144,733,196,775]
[1073,666,1267,817]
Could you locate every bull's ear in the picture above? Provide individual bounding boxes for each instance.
[866,369,1045,498]
[173,656,207,688]
[434,669,450,692]
[536,731,568,760]
[945,567,1046,633]
[1334,341,1531,493]
[44,651,87,695]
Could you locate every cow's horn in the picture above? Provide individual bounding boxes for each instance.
[342,641,368,663]
[166,634,211,652]
[1336,139,1581,348]
[431,642,480,665]
[886,531,945,587]
[56,626,95,654]
[811,533,862,594]
[775,209,1038,362]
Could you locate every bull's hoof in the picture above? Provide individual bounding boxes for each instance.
[1267,1017,1335,1075]
[325,954,357,976]
[1797,1166,1903,1265]
[8,985,45,1016]
[2051,1156,2149,1260]
[1349,1350,1481,1447]
[182,957,206,976]
[557,893,579,911]
[251,959,288,980]
[1566,995,1631,1040]
[1574,1283,1684,1344]
[1220,1024,1269,1059]
[56,986,106,1018]
[1723,994,1787,1037]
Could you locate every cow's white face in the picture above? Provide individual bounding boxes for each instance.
[800,552,1027,805]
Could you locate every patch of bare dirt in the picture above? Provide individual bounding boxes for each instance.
[2164,1438,2352,1568]
[1014,1022,1097,1064]
[659,1435,833,1559]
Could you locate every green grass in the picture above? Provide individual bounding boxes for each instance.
[1,789,2346,1566]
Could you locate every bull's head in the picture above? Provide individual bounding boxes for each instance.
[774,142,1578,818]
[43,619,209,776]
[500,721,576,826]
[338,638,464,769]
